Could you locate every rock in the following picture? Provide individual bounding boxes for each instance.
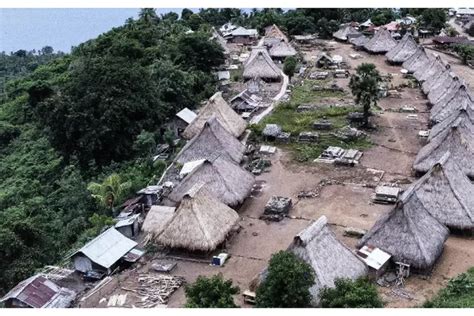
[264,196,292,215]
[343,227,367,238]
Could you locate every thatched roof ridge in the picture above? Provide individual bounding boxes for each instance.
[167,155,255,206]
[155,183,240,252]
[182,92,247,140]
[386,33,418,63]
[429,105,474,141]
[424,67,453,100]
[414,116,474,177]
[402,46,430,73]
[243,46,282,80]
[265,24,288,42]
[269,40,297,58]
[412,152,474,231]
[358,186,449,271]
[211,27,229,54]
[363,28,397,53]
[414,55,443,82]
[175,116,245,164]
[289,216,368,305]
[349,35,369,47]
[333,25,361,41]
[430,84,474,124]
[427,73,460,105]
[421,61,450,94]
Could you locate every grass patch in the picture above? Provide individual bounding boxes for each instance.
[290,79,346,105]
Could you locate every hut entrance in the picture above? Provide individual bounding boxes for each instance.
[395,261,410,287]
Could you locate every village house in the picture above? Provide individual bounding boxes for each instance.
[243,46,282,81]
[364,27,397,53]
[386,33,418,64]
[224,26,259,45]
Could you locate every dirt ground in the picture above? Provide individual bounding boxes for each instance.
[78,40,474,309]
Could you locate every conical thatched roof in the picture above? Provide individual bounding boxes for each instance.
[154,183,240,252]
[268,39,297,58]
[182,92,247,140]
[167,155,255,206]
[333,25,361,41]
[386,33,418,63]
[411,152,474,231]
[289,216,368,305]
[429,105,474,141]
[430,84,474,124]
[421,61,450,94]
[414,55,443,82]
[175,116,245,164]
[243,46,282,80]
[142,205,176,241]
[363,28,397,53]
[414,116,474,177]
[427,73,460,105]
[402,46,430,73]
[358,186,449,271]
[349,35,369,48]
[424,65,453,99]
[211,27,229,55]
[265,24,288,42]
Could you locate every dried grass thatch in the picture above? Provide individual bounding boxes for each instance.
[175,116,245,165]
[358,186,449,271]
[411,152,474,231]
[243,46,282,80]
[349,35,369,48]
[402,46,430,73]
[414,116,474,177]
[430,84,474,124]
[427,73,460,106]
[429,105,474,141]
[211,27,229,55]
[333,25,361,41]
[269,40,297,58]
[166,155,255,206]
[154,183,240,252]
[421,61,450,94]
[265,24,288,42]
[182,92,247,140]
[363,28,397,53]
[424,66,453,99]
[142,205,175,243]
[385,33,418,63]
[414,55,443,83]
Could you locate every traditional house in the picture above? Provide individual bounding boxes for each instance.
[413,55,444,83]
[427,73,460,106]
[413,116,474,178]
[264,24,288,43]
[182,92,247,140]
[166,155,254,207]
[422,63,452,96]
[115,214,140,238]
[385,33,418,64]
[211,27,230,55]
[0,275,76,308]
[402,46,431,73]
[268,40,297,61]
[225,26,258,45]
[153,183,240,252]
[314,52,335,68]
[243,46,282,81]
[220,22,237,35]
[432,36,473,47]
[411,152,474,233]
[175,116,245,165]
[142,205,176,242]
[349,35,369,50]
[172,107,197,136]
[230,89,260,113]
[333,24,361,41]
[429,105,474,141]
[71,227,138,274]
[364,27,398,53]
[430,84,474,124]
[358,186,449,272]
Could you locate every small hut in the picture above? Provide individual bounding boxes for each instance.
[430,84,474,124]
[243,46,282,81]
[358,186,449,272]
[413,116,474,178]
[411,152,474,233]
[363,28,397,53]
[429,105,474,141]
[349,35,369,50]
[211,27,229,55]
[421,62,450,94]
[333,24,361,41]
[230,89,260,113]
[268,40,297,61]
[175,116,246,165]
[142,205,176,242]
[166,155,255,207]
[225,26,258,45]
[385,33,418,64]
[153,183,240,252]
[413,55,443,83]
[401,46,430,73]
[427,73,460,106]
[265,24,288,42]
[182,92,247,140]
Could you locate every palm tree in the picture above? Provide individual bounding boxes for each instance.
[87,173,132,215]
[349,63,382,127]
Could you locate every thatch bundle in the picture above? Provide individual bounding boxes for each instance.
[358,186,449,271]
[429,105,474,141]
[414,55,443,83]
[424,66,453,100]
[430,84,474,124]
[363,28,397,53]
[385,33,418,63]
[243,46,282,81]
[402,46,430,73]
[421,61,450,94]
[427,73,460,106]
[175,116,245,165]
[167,155,255,206]
[411,153,474,231]
[182,92,247,140]
[413,116,474,177]
[153,183,240,252]
[349,35,369,48]
[289,216,368,305]
[142,205,176,241]
[333,25,361,41]
[268,40,297,58]
[264,24,288,42]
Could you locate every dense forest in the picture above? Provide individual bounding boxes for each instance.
[0,7,448,295]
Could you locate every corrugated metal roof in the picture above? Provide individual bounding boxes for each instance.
[176,108,197,125]
[75,227,137,269]
[115,214,140,228]
[357,245,391,270]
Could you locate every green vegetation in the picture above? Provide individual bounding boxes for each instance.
[185,274,240,308]
[423,267,474,308]
[453,44,474,65]
[283,56,297,80]
[256,251,315,308]
[468,24,474,37]
[319,278,384,308]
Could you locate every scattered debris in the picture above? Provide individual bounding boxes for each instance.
[372,186,400,204]
[261,196,292,221]
[297,190,318,199]
[259,145,277,155]
[151,260,177,273]
[107,294,127,307]
[344,227,367,238]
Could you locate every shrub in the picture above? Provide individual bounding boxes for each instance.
[185,274,240,308]
[319,278,383,308]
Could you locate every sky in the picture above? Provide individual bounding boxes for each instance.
[0,8,187,53]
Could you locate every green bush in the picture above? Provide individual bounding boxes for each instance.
[185,274,240,308]
[319,278,383,308]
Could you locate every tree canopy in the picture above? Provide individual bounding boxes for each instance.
[319,278,384,308]
[185,274,240,308]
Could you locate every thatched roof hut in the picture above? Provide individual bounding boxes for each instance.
[268,40,297,59]
[211,27,229,55]
[289,216,368,305]
[363,28,397,53]
[413,55,443,82]
[333,25,361,41]
[421,61,450,94]
[265,24,288,42]
[427,73,460,106]
[154,183,240,252]
[423,65,453,98]
[430,84,474,124]
[166,155,255,206]
[182,92,247,140]
[349,35,369,49]
[413,116,474,178]
[358,186,449,271]
[402,46,430,73]
[411,152,474,232]
[243,46,282,81]
[175,116,245,165]
[429,105,474,141]
[386,33,418,63]
[142,205,175,242]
